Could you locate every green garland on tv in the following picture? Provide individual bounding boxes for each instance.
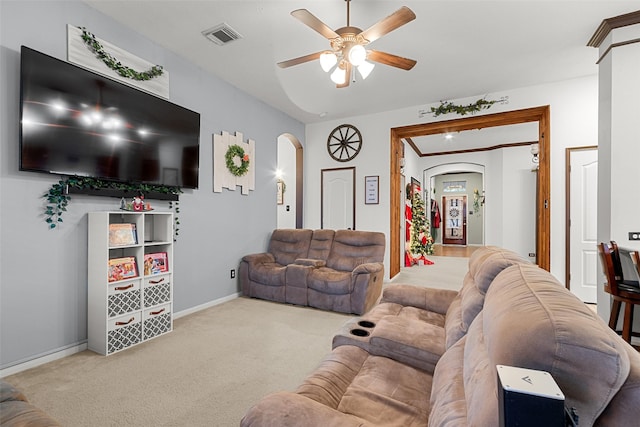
[44,176,182,236]
[225,144,250,177]
[79,26,164,81]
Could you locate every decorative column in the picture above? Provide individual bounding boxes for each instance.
[588,11,640,322]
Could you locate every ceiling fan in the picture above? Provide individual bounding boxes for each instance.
[277,0,417,88]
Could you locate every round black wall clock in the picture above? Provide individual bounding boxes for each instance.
[327,124,362,162]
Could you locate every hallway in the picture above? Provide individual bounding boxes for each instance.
[432,244,482,258]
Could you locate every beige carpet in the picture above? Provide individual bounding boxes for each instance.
[390,255,469,291]
[4,256,468,426]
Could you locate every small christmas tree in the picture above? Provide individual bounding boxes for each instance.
[410,192,434,256]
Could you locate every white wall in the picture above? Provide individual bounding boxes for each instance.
[0,1,304,369]
[305,76,599,281]
[595,24,640,322]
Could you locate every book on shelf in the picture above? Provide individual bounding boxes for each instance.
[144,252,169,275]
[108,256,139,282]
[109,223,138,246]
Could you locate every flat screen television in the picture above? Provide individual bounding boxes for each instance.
[19,46,200,189]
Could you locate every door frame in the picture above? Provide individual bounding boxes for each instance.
[321,166,356,230]
[389,106,551,278]
[565,145,598,290]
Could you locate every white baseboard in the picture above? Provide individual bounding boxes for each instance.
[1,343,88,378]
[1,293,240,377]
[174,292,240,319]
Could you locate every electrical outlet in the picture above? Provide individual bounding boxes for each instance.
[230,269,236,279]
[629,232,640,241]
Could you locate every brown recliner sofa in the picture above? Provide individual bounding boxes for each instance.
[0,380,60,426]
[241,248,640,426]
[239,229,385,315]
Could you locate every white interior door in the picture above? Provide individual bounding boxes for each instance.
[322,168,355,230]
[569,148,598,303]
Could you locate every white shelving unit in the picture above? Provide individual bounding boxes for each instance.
[88,211,174,355]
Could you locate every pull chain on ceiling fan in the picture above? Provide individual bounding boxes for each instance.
[277,0,417,88]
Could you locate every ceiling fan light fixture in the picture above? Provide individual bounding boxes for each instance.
[279,3,417,88]
[320,52,338,72]
[357,60,375,79]
[330,66,347,85]
[348,44,366,66]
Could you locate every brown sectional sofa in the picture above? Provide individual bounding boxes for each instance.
[241,246,640,426]
[239,229,385,315]
[0,380,60,426]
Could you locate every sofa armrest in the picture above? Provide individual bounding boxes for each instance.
[294,258,326,267]
[352,262,383,275]
[241,252,275,265]
[381,284,458,315]
[241,392,365,427]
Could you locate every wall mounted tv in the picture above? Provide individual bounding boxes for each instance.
[19,46,200,189]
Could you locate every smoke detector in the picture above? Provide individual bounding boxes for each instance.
[202,23,242,46]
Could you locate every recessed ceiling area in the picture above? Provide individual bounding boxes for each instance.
[82,1,640,124]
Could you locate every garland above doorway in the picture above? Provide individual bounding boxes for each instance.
[428,96,509,117]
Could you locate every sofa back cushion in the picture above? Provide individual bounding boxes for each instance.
[462,263,631,426]
[444,248,528,348]
[325,230,385,272]
[268,229,313,265]
[307,229,335,260]
[595,344,640,425]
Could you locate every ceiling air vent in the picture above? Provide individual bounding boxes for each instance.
[202,23,242,46]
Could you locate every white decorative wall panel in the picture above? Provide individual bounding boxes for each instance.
[213,131,255,195]
[67,24,170,98]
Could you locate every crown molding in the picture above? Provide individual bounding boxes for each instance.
[587,10,640,47]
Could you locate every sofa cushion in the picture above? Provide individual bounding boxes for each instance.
[595,344,640,425]
[325,230,385,272]
[0,381,60,427]
[428,336,468,427]
[267,229,313,266]
[299,345,433,425]
[307,229,335,260]
[444,248,528,349]
[369,316,445,372]
[478,263,631,426]
[337,354,432,426]
[307,268,353,294]
[248,262,286,287]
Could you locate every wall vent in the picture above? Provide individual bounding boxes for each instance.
[202,23,243,46]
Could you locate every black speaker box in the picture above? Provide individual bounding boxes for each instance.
[497,365,566,427]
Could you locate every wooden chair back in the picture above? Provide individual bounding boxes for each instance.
[598,242,619,295]
[631,250,640,278]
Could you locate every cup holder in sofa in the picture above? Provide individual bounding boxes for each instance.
[350,328,370,337]
[357,320,376,329]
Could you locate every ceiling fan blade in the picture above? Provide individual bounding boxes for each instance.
[277,51,324,68]
[291,9,340,40]
[360,6,416,43]
[367,50,417,70]
[337,62,352,88]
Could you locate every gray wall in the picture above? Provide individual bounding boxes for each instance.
[0,1,304,369]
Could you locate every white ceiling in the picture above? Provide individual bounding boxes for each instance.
[82,1,638,126]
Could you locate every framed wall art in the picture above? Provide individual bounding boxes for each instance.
[365,175,379,205]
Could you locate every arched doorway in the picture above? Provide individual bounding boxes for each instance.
[277,133,304,229]
[425,163,486,248]
[389,106,551,278]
